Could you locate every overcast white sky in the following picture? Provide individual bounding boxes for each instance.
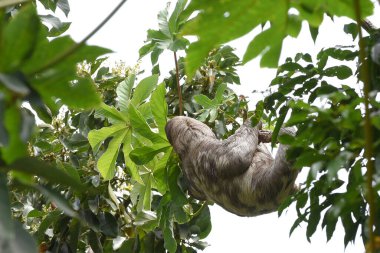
[51,1,380,252]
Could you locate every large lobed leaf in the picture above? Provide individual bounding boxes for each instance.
[0,4,39,72]
[182,0,288,78]
[97,130,128,180]
[182,0,374,78]
[22,35,111,109]
[1,157,84,190]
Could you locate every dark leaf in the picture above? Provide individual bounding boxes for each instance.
[1,105,28,163]
[36,185,78,218]
[4,157,83,190]
[271,105,289,148]
[88,230,103,253]
[99,212,119,238]
[129,144,171,165]
[0,5,40,72]
[308,24,319,43]
[3,221,38,253]
[0,95,8,146]
[343,23,358,40]
[0,173,13,240]
[40,14,71,36]
[57,0,70,17]
[0,73,30,96]
[37,210,61,242]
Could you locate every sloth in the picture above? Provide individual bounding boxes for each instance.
[165,116,298,217]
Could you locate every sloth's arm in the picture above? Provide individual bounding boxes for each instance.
[190,122,260,178]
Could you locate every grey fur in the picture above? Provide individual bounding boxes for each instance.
[165,116,298,217]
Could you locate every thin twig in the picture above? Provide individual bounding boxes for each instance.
[174,51,183,115]
[353,1,375,253]
[27,0,128,76]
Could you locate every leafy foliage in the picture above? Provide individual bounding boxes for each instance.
[270,34,380,247]
[181,0,374,78]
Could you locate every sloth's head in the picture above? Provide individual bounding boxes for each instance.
[165,116,215,155]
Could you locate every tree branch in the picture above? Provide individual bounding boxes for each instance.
[353,2,376,253]
[27,0,128,76]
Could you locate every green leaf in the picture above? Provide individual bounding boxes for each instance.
[150,83,168,134]
[287,14,302,37]
[130,75,159,106]
[37,210,61,242]
[209,108,218,122]
[0,73,30,96]
[0,173,13,241]
[129,143,171,165]
[153,150,171,194]
[88,230,103,253]
[169,0,188,31]
[278,62,304,72]
[128,104,166,143]
[0,95,8,146]
[182,0,286,78]
[322,208,339,241]
[142,174,152,211]
[323,0,373,19]
[3,221,38,253]
[292,216,309,238]
[23,36,111,74]
[168,164,187,205]
[23,36,110,109]
[36,76,102,109]
[40,14,70,36]
[243,25,283,66]
[116,74,136,112]
[250,100,264,126]
[193,94,214,109]
[99,212,119,238]
[341,212,359,247]
[88,124,126,153]
[158,3,171,37]
[193,206,212,239]
[0,4,40,72]
[271,105,289,148]
[163,216,176,253]
[287,110,310,125]
[296,192,308,210]
[294,150,326,168]
[68,219,81,253]
[36,184,78,218]
[2,105,28,163]
[97,130,127,180]
[151,46,164,65]
[306,191,321,241]
[139,42,155,59]
[95,103,128,123]
[4,157,84,190]
[122,131,143,184]
[134,211,158,231]
[323,65,353,80]
[27,209,44,218]
[57,0,70,17]
[343,23,358,40]
[308,24,319,43]
[214,83,227,103]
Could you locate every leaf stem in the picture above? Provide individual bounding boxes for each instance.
[174,51,183,115]
[353,1,375,252]
[27,0,128,76]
